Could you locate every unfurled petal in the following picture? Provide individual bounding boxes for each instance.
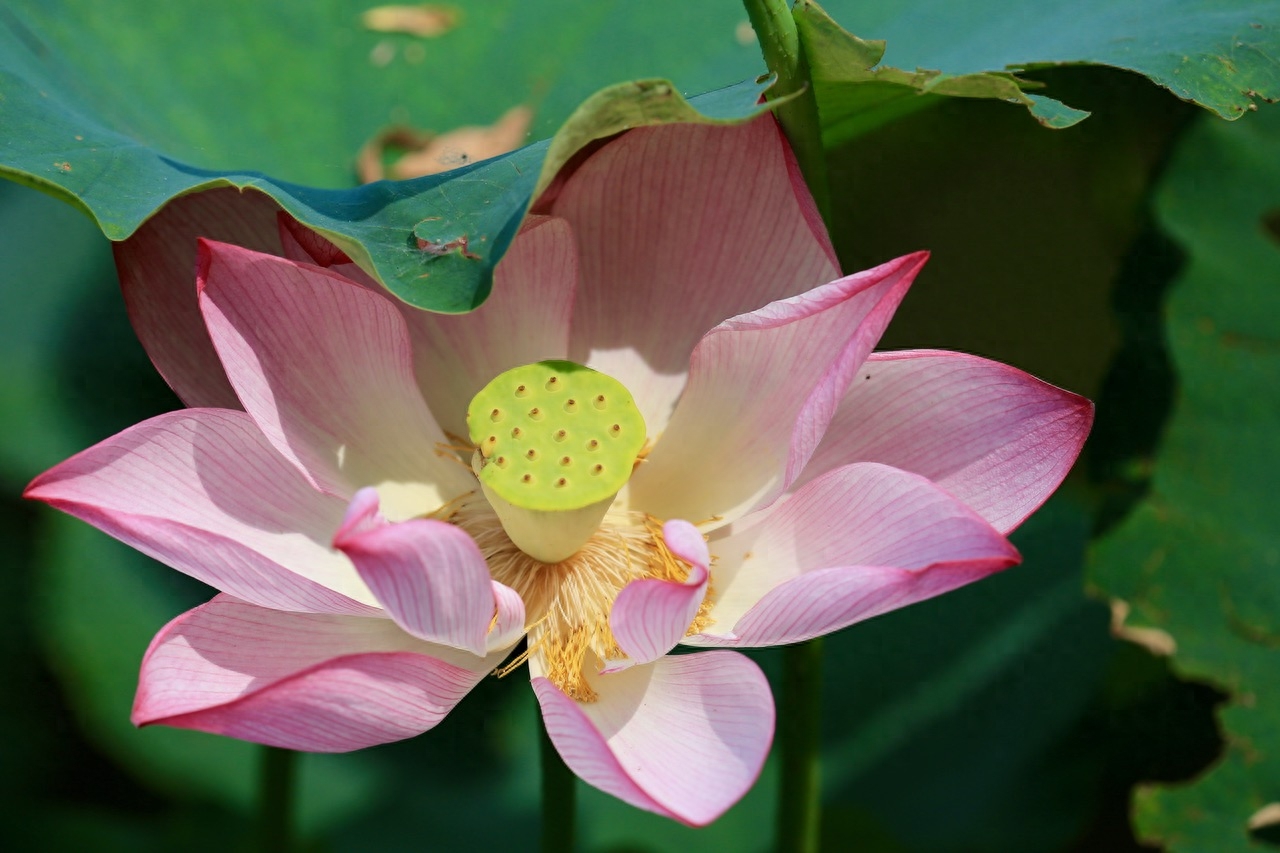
[276,214,578,439]
[533,651,773,826]
[606,520,709,669]
[134,595,500,751]
[25,410,377,614]
[334,489,520,656]
[795,350,1094,533]
[197,240,472,518]
[552,116,841,435]
[401,216,578,438]
[630,253,928,526]
[116,188,284,409]
[690,462,1019,646]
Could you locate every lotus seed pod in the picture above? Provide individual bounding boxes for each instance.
[467,360,646,562]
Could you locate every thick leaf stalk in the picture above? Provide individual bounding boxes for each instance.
[743,0,831,226]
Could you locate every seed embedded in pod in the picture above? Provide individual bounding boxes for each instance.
[465,359,647,563]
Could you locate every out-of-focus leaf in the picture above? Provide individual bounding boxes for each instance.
[822,0,1280,134]
[1088,105,1280,850]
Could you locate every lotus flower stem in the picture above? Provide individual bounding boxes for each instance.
[256,746,296,853]
[776,638,824,853]
[742,0,831,226]
[540,715,577,852]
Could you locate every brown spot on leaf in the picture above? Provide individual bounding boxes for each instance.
[1110,599,1177,656]
[53,161,71,172]
[1249,803,1280,830]
[357,105,533,182]
[362,4,459,38]
[735,20,756,46]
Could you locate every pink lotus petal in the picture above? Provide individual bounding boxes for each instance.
[277,212,353,267]
[630,252,928,526]
[334,491,503,656]
[551,116,841,435]
[796,350,1094,533]
[606,520,709,670]
[691,462,1019,646]
[116,187,283,409]
[398,215,577,438]
[197,240,472,516]
[275,215,578,441]
[135,595,499,751]
[533,651,773,826]
[487,582,528,653]
[25,410,376,614]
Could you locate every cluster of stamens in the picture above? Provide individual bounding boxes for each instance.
[451,501,714,701]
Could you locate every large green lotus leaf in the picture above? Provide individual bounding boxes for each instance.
[1,0,774,312]
[1087,106,1280,850]
[797,0,1091,145]
[824,0,1280,127]
[4,1,1277,313]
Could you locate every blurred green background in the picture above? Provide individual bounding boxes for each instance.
[3,1,1279,850]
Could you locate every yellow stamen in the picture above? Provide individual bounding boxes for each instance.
[454,499,714,701]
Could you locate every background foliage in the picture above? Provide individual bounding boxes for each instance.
[2,1,1279,850]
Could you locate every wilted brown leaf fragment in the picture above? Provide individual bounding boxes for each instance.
[357,105,534,182]
[362,4,459,38]
[1110,599,1177,657]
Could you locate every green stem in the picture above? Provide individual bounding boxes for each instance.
[742,0,831,226]
[256,746,296,853]
[540,716,577,852]
[776,638,824,853]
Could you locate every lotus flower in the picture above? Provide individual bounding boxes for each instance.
[26,115,1091,826]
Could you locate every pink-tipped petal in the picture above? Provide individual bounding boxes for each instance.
[399,215,577,438]
[630,253,928,526]
[606,520,709,669]
[197,240,471,517]
[334,492,499,656]
[134,595,499,751]
[691,462,1020,647]
[116,187,284,408]
[26,410,376,614]
[797,350,1094,533]
[533,651,773,826]
[552,116,841,435]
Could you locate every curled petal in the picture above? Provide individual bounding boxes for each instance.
[134,595,499,752]
[533,651,773,826]
[25,410,375,614]
[796,350,1093,533]
[692,462,1019,646]
[606,520,709,670]
[631,253,928,526]
[553,115,841,435]
[117,187,283,408]
[334,491,503,656]
[487,582,528,653]
[197,240,471,517]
